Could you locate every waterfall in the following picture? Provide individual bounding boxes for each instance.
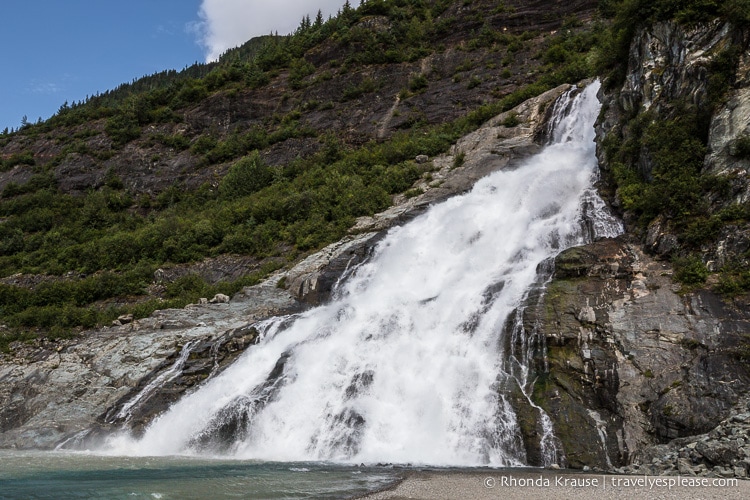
[103,81,621,466]
[109,340,200,424]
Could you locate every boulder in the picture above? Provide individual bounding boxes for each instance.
[209,293,230,304]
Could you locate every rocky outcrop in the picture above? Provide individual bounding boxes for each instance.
[619,21,731,114]
[526,238,750,469]
[616,394,750,479]
[0,285,300,449]
[596,19,750,258]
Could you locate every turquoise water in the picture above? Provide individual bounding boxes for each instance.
[0,451,400,499]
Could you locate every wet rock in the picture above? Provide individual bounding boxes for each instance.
[0,284,301,449]
[527,237,750,469]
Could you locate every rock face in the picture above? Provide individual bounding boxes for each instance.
[0,285,300,449]
[596,19,750,261]
[618,21,730,115]
[0,85,571,450]
[525,238,750,469]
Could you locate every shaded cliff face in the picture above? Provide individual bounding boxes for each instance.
[529,238,750,468]
[524,19,750,472]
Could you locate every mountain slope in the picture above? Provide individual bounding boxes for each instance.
[0,0,601,347]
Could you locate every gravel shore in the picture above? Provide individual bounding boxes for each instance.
[358,469,750,499]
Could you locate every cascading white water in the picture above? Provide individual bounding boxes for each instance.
[112,340,199,423]
[103,81,621,466]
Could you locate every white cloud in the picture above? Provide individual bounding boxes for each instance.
[193,0,350,62]
[28,80,63,95]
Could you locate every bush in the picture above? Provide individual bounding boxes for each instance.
[153,133,190,150]
[219,151,274,199]
[288,58,316,89]
[674,255,709,285]
[733,135,750,159]
[502,113,521,128]
[105,113,141,146]
[721,0,750,25]
[172,80,208,107]
[342,77,379,100]
[408,74,429,92]
[1,151,35,172]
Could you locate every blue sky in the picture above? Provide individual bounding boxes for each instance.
[0,0,347,132]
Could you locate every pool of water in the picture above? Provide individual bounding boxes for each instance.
[0,451,401,499]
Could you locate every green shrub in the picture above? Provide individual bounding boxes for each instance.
[342,77,379,100]
[733,135,750,159]
[721,0,750,25]
[105,113,141,146]
[288,58,316,89]
[681,216,722,247]
[190,135,218,155]
[1,151,35,172]
[674,255,709,285]
[502,113,521,128]
[153,133,190,150]
[172,80,208,107]
[408,74,429,92]
[453,151,466,169]
[219,151,274,199]
[543,45,570,65]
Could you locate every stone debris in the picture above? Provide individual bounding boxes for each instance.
[117,314,133,324]
[613,395,750,480]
